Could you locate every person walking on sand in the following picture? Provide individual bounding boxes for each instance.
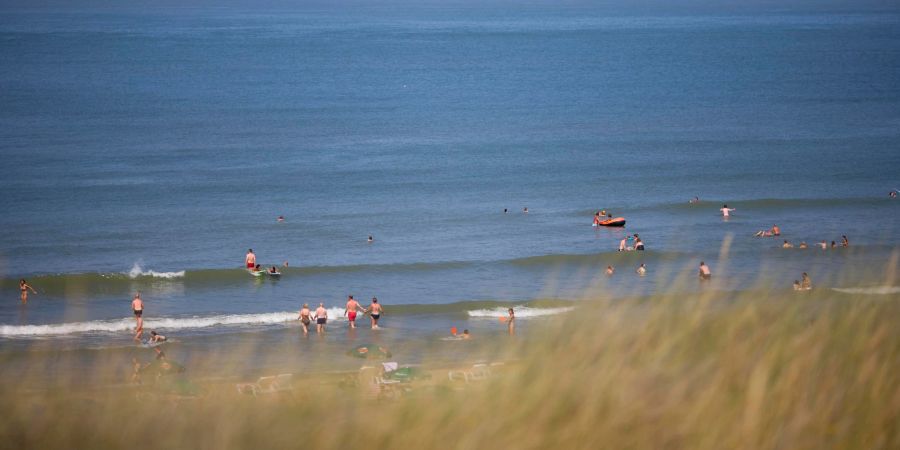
[245,249,256,269]
[131,292,144,341]
[314,303,327,334]
[298,303,312,335]
[720,204,735,218]
[345,295,363,329]
[19,279,37,304]
[366,297,383,329]
[699,261,711,280]
[636,263,647,276]
[507,308,515,335]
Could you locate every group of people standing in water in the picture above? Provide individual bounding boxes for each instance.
[296,295,384,336]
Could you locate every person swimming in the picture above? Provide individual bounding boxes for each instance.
[782,240,793,248]
[720,204,735,217]
[367,235,373,243]
[801,273,812,290]
[277,215,285,222]
[523,207,528,214]
[269,266,278,274]
[690,196,700,204]
[841,235,849,247]
[634,237,644,251]
[637,263,647,276]
[606,265,614,276]
[149,330,166,343]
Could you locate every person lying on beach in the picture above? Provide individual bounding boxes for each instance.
[149,330,166,343]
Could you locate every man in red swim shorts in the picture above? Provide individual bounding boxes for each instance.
[345,295,361,329]
[245,249,256,269]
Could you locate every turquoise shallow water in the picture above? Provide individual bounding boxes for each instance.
[0,8,898,350]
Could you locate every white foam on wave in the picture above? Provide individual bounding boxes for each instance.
[127,262,185,279]
[832,286,900,295]
[467,306,575,319]
[0,307,352,338]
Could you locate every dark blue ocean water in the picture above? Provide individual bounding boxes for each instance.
[0,7,898,348]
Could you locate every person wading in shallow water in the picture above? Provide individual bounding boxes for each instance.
[19,279,37,304]
[132,292,144,341]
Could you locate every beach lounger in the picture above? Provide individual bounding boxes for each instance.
[448,364,491,383]
[236,373,294,396]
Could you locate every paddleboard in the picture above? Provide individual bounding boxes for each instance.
[267,271,281,277]
[250,270,265,277]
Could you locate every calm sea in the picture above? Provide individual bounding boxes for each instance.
[0,7,898,363]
